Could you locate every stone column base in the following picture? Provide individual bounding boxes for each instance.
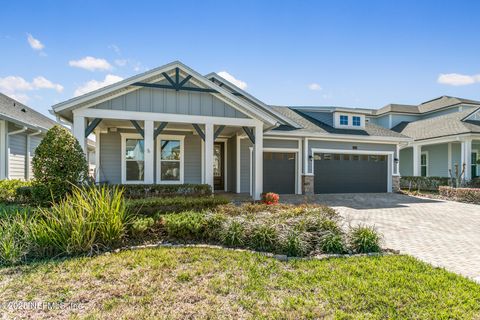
[392,175,400,192]
[302,174,314,195]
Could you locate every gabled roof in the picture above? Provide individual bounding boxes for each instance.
[205,72,301,128]
[0,93,57,131]
[417,96,480,113]
[268,106,410,140]
[391,107,480,141]
[52,61,286,127]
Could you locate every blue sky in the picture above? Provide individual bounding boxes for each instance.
[1,0,480,117]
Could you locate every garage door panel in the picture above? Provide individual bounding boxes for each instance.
[263,152,295,194]
[314,153,387,193]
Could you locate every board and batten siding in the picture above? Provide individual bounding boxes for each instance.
[93,87,249,119]
[240,138,253,193]
[98,129,202,184]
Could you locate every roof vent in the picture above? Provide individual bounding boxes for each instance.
[21,108,26,113]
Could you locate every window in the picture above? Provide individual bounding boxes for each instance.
[472,151,479,178]
[157,135,184,183]
[421,152,428,177]
[352,116,361,126]
[124,137,145,183]
[340,115,348,125]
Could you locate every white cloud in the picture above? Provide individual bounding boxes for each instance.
[32,76,63,92]
[308,83,322,91]
[217,71,247,89]
[27,34,44,51]
[74,74,123,97]
[437,73,480,86]
[0,75,63,103]
[69,56,112,71]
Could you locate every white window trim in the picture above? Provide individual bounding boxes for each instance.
[421,151,429,177]
[333,112,366,129]
[156,134,185,184]
[352,116,361,127]
[472,149,479,177]
[339,115,349,126]
[121,133,145,184]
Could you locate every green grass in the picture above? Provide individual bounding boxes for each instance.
[1,247,479,319]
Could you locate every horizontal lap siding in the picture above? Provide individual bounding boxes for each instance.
[400,147,413,176]
[8,133,26,180]
[422,144,448,177]
[28,135,42,179]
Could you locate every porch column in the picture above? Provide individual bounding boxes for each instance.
[205,123,214,191]
[412,144,421,176]
[73,114,87,154]
[395,144,400,175]
[144,120,154,184]
[0,120,6,179]
[253,124,263,200]
[461,138,472,180]
[94,128,101,183]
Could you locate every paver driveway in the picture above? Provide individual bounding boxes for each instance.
[283,193,480,281]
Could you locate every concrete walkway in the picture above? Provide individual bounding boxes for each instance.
[282,193,480,282]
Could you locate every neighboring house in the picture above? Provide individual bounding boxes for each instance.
[51,61,410,199]
[0,93,58,181]
[370,96,480,180]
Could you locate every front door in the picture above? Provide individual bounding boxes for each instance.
[213,142,224,191]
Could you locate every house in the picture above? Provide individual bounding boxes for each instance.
[52,61,411,199]
[372,96,480,180]
[0,93,58,181]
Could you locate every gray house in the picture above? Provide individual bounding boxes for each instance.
[52,61,411,199]
[372,96,480,180]
[0,93,58,181]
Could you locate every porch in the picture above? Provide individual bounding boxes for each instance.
[73,116,265,199]
[400,136,480,179]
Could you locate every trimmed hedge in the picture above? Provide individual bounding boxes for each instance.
[0,180,31,203]
[126,196,229,215]
[439,186,480,204]
[110,184,212,199]
[400,176,451,191]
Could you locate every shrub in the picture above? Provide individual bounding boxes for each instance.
[32,125,89,204]
[112,184,212,199]
[15,186,34,204]
[249,224,279,252]
[439,186,480,204]
[162,212,206,241]
[31,185,128,256]
[220,220,246,247]
[126,196,229,216]
[348,225,381,253]
[400,176,451,191]
[262,192,279,205]
[0,179,31,203]
[204,213,227,242]
[130,217,155,238]
[280,230,310,256]
[319,233,345,254]
[467,178,480,188]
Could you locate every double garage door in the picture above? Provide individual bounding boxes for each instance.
[263,151,388,194]
[314,153,388,193]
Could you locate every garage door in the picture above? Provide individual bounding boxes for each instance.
[314,153,387,193]
[263,152,296,194]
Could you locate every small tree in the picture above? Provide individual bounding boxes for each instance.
[32,125,89,203]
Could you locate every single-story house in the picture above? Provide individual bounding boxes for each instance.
[52,61,411,199]
[0,93,58,181]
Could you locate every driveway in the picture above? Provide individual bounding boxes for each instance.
[282,193,480,282]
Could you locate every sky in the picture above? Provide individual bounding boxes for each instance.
[1,0,480,118]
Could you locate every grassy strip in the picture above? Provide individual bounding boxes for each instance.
[1,247,479,319]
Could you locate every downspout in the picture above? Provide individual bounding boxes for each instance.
[7,126,28,179]
[26,130,42,180]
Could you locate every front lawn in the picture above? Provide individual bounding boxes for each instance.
[1,247,479,319]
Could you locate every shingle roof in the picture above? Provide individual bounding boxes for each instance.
[417,96,480,113]
[269,106,408,139]
[0,93,58,130]
[391,108,480,140]
[375,104,419,115]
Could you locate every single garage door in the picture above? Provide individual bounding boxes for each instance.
[263,152,296,194]
[314,153,387,193]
